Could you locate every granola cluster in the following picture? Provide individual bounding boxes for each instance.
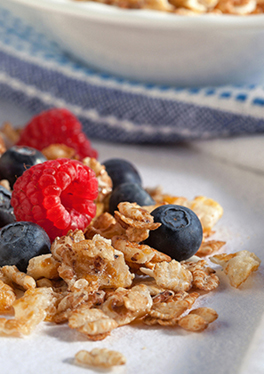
[0,146,261,369]
[73,0,264,15]
[0,196,260,333]
[75,347,126,368]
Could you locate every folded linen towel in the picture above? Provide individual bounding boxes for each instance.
[0,7,264,144]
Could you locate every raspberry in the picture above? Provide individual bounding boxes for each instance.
[16,108,98,159]
[11,158,98,241]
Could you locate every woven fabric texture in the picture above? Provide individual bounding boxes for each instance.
[1,7,264,143]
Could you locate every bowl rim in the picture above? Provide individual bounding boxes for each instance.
[3,0,264,28]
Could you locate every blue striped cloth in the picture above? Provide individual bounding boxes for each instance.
[1,7,264,144]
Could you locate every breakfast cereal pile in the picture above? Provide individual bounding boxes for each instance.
[73,0,264,15]
[0,109,261,370]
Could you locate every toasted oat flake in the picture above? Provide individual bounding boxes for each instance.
[189,307,218,323]
[115,202,161,242]
[0,122,20,145]
[196,240,226,257]
[101,284,152,326]
[54,287,105,324]
[148,291,199,321]
[0,288,56,335]
[135,277,167,296]
[152,290,175,304]
[0,179,11,191]
[82,157,112,204]
[178,306,218,331]
[0,279,16,313]
[188,196,224,233]
[75,348,126,368]
[178,313,209,332]
[69,306,118,339]
[146,186,188,206]
[143,316,176,326]
[115,202,160,229]
[117,202,157,225]
[182,260,220,291]
[41,144,77,160]
[140,260,193,292]
[0,134,6,155]
[85,212,125,240]
[210,250,261,288]
[1,265,36,290]
[27,254,60,280]
[192,268,220,291]
[112,236,160,265]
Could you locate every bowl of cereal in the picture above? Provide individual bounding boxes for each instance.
[0,0,264,86]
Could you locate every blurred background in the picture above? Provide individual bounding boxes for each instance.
[0,0,263,158]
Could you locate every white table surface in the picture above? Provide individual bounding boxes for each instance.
[0,99,263,374]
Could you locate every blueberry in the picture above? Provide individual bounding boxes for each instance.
[0,186,16,228]
[0,222,51,272]
[103,158,142,190]
[109,182,155,215]
[0,146,47,188]
[144,205,203,261]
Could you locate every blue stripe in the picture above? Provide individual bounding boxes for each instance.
[252,98,264,106]
[1,80,264,144]
[0,6,264,144]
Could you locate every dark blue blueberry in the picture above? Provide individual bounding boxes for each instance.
[0,222,51,272]
[103,158,142,190]
[0,146,47,188]
[109,182,155,215]
[144,205,203,261]
[0,186,16,228]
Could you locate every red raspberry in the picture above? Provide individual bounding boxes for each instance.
[16,108,98,159]
[11,158,98,241]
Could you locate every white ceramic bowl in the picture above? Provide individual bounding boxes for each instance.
[1,0,264,86]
